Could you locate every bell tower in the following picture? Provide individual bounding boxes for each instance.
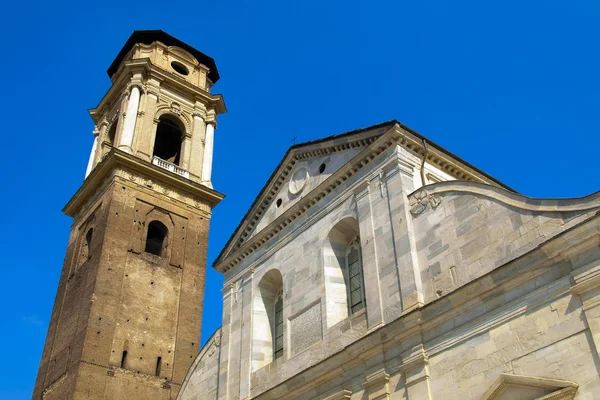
[33,30,225,400]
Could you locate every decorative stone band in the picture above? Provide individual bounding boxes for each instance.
[408,180,600,216]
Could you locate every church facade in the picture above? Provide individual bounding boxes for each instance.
[34,31,600,400]
[178,119,600,400]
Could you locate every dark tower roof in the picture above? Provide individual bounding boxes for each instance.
[107,30,220,83]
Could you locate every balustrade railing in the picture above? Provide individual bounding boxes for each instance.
[152,156,190,179]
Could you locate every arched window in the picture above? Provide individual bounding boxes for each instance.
[145,221,168,257]
[153,116,184,165]
[323,217,366,327]
[346,235,366,314]
[273,292,284,360]
[253,269,284,371]
[79,228,93,266]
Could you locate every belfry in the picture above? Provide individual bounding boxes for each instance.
[33,30,225,399]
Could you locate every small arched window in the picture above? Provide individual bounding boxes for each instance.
[153,116,184,165]
[346,235,366,314]
[145,221,168,257]
[79,228,93,266]
[273,292,284,360]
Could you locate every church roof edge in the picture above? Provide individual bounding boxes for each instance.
[212,120,516,271]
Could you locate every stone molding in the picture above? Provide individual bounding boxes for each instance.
[64,149,223,217]
[409,181,600,217]
[481,373,578,400]
[89,58,226,127]
[322,389,352,400]
[571,260,600,299]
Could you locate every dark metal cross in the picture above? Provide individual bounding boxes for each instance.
[291,136,298,145]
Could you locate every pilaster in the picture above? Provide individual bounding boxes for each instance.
[364,367,390,400]
[355,180,384,330]
[401,344,432,400]
[135,80,160,161]
[389,158,424,312]
[189,107,207,180]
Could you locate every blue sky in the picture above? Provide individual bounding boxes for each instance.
[2,1,599,398]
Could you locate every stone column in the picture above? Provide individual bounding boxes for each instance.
[85,130,99,178]
[181,132,193,171]
[189,111,207,181]
[118,85,141,153]
[135,90,159,162]
[201,120,215,188]
[355,180,384,329]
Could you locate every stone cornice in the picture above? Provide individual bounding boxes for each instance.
[88,58,226,125]
[63,149,224,217]
[411,181,600,216]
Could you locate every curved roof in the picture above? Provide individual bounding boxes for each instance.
[107,30,220,83]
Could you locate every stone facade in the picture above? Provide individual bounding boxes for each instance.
[33,31,225,400]
[178,121,600,400]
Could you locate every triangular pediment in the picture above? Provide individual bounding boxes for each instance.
[481,374,578,400]
[214,120,513,273]
[214,122,392,266]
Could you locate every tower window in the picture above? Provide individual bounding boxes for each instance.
[145,221,168,257]
[79,228,93,266]
[153,117,183,165]
[121,350,128,369]
[319,163,326,174]
[155,356,162,376]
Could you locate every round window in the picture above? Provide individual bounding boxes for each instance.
[171,61,189,76]
[289,167,309,195]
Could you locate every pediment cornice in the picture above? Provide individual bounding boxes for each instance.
[214,121,510,273]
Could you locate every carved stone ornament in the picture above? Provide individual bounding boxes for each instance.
[410,189,441,216]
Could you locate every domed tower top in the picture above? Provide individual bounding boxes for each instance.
[107,30,220,91]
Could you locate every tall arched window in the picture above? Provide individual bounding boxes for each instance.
[346,235,366,314]
[253,269,284,371]
[324,217,366,327]
[79,228,93,266]
[153,116,184,165]
[145,221,168,257]
[273,291,284,360]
